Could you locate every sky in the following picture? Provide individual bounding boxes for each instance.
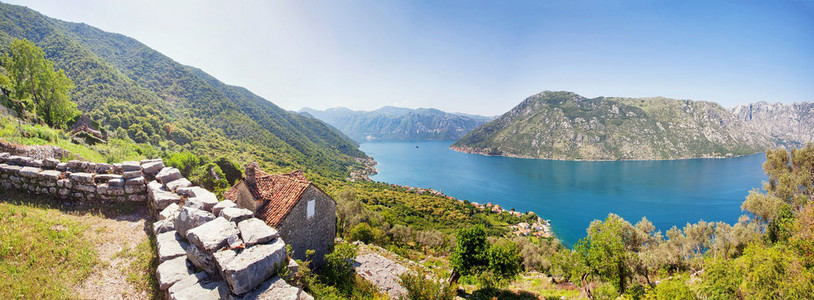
[7,0,814,116]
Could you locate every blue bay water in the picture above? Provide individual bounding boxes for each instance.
[360,140,767,248]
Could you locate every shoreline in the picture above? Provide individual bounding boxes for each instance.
[379,181,556,240]
[449,146,762,162]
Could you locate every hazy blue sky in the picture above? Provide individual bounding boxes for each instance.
[8,0,814,115]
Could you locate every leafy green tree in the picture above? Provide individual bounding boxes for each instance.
[0,39,77,127]
[482,240,522,288]
[449,224,488,283]
[762,144,814,209]
[574,214,634,296]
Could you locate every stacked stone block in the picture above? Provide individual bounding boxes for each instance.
[150,175,311,299]
[0,150,312,299]
[0,153,148,202]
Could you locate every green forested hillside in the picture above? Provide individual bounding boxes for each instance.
[453,91,774,160]
[0,2,364,178]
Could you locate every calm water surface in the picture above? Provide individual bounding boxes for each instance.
[360,141,767,247]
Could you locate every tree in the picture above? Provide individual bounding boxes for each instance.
[449,224,488,283]
[1,39,77,128]
[483,240,522,288]
[761,144,814,209]
[574,214,634,297]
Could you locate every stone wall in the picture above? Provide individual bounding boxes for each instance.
[0,147,313,299]
[0,152,149,202]
[0,140,75,160]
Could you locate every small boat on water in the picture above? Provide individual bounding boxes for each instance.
[415,145,419,149]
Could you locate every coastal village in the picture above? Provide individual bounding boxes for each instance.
[381,180,555,239]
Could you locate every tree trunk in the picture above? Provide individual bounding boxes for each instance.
[581,273,593,299]
[448,269,461,284]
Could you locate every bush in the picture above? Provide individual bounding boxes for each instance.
[321,243,357,293]
[646,276,694,300]
[350,223,375,244]
[400,270,458,300]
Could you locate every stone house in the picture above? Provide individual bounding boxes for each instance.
[225,162,336,268]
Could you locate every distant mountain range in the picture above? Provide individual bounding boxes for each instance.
[452,91,812,160]
[731,102,814,148]
[0,2,364,177]
[300,106,493,142]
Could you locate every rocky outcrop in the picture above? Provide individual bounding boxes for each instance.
[731,101,814,148]
[453,91,775,160]
[353,253,408,298]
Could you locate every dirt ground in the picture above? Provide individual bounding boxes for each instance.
[71,204,153,300]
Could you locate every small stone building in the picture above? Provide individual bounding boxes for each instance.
[225,163,336,268]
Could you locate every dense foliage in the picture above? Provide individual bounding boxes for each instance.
[0,2,365,180]
[0,38,77,127]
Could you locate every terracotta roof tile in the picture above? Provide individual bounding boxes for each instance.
[224,168,312,227]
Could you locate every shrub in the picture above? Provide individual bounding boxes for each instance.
[350,223,375,244]
[400,270,458,300]
[322,243,357,293]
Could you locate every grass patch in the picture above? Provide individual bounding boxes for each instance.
[0,190,99,299]
[116,236,162,299]
[0,115,152,163]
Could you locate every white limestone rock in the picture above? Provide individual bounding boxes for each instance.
[142,160,165,176]
[212,200,237,216]
[237,218,279,247]
[186,217,241,253]
[220,207,254,223]
[215,238,287,295]
[165,178,192,192]
[160,203,182,221]
[157,231,190,263]
[186,242,218,274]
[232,276,312,300]
[167,271,209,299]
[157,167,183,184]
[122,161,141,172]
[174,206,217,236]
[156,256,194,290]
[169,279,230,300]
[154,218,176,235]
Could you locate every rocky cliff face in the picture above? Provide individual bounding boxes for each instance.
[300,106,492,142]
[453,91,775,160]
[730,102,814,148]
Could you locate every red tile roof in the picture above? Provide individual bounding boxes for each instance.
[224,167,312,227]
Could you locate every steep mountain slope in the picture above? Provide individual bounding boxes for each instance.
[300,106,492,141]
[453,91,773,160]
[0,3,364,177]
[731,102,814,148]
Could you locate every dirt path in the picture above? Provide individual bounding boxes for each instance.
[72,206,153,300]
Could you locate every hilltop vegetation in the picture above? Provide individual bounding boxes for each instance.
[301,106,491,141]
[454,91,774,160]
[0,2,364,179]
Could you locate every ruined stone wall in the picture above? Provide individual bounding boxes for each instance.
[0,152,152,202]
[0,146,313,299]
